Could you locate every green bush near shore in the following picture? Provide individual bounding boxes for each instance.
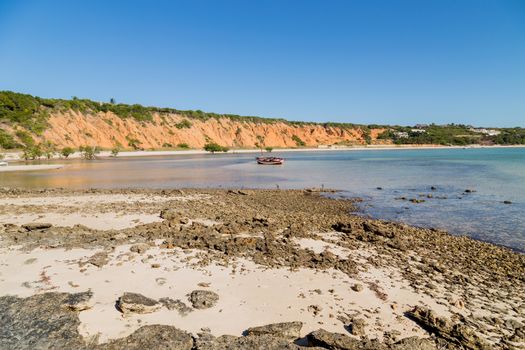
[60,147,75,158]
[204,142,229,153]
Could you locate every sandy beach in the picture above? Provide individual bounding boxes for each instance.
[0,188,523,349]
[0,164,64,172]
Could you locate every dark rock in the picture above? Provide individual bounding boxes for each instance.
[351,283,363,292]
[64,290,94,311]
[196,334,303,350]
[130,243,151,254]
[245,322,303,341]
[117,292,161,314]
[160,208,183,221]
[391,336,438,350]
[307,329,385,349]
[409,198,425,203]
[503,200,512,204]
[87,251,110,267]
[188,290,219,309]
[159,297,193,316]
[348,318,366,336]
[22,222,52,231]
[98,325,193,350]
[407,306,490,349]
[0,293,88,349]
[430,186,437,190]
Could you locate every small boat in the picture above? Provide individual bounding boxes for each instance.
[256,156,284,165]
[0,161,8,166]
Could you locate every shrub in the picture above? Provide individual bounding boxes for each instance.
[42,141,56,159]
[175,119,192,129]
[292,135,305,147]
[177,143,190,149]
[22,144,42,160]
[60,147,75,158]
[111,146,120,157]
[162,143,173,148]
[0,129,20,149]
[126,136,142,150]
[265,147,273,152]
[79,145,100,160]
[15,130,34,146]
[204,142,229,153]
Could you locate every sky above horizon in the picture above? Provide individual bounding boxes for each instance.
[0,0,524,127]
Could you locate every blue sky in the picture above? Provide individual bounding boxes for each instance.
[0,0,524,126]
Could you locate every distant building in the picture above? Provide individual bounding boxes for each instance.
[410,129,426,133]
[469,128,501,136]
[394,131,409,138]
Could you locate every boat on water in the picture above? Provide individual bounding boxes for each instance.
[256,156,284,165]
[0,161,8,166]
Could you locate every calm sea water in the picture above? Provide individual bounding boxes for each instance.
[1,148,524,251]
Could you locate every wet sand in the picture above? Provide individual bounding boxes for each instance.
[0,188,524,349]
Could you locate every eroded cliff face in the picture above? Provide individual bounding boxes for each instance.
[37,110,387,149]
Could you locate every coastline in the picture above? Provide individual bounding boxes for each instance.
[1,188,523,349]
[2,143,525,163]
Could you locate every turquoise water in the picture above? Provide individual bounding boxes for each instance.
[1,147,524,251]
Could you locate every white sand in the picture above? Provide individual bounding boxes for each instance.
[0,164,64,172]
[0,193,209,230]
[0,243,452,344]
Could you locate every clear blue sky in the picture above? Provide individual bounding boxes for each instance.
[0,0,524,126]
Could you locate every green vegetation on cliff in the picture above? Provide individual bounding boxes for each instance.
[1,90,524,149]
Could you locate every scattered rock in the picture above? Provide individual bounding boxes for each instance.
[160,208,183,221]
[391,336,438,350]
[87,251,110,267]
[98,325,193,350]
[307,329,376,349]
[308,304,323,316]
[351,283,363,292]
[117,292,161,315]
[159,298,193,316]
[407,306,490,349]
[348,318,367,337]
[64,290,93,311]
[245,322,303,341]
[130,243,150,254]
[409,198,425,203]
[22,223,52,231]
[188,290,219,309]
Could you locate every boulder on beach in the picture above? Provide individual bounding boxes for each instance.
[160,208,183,221]
[64,290,94,311]
[22,222,52,231]
[245,321,303,341]
[188,290,219,309]
[117,292,161,315]
[130,243,151,254]
[407,306,490,349]
[98,325,193,350]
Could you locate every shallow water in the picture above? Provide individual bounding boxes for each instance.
[1,148,524,251]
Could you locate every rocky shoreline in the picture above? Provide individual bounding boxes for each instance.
[0,188,524,349]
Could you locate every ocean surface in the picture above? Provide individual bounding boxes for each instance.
[1,147,524,252]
